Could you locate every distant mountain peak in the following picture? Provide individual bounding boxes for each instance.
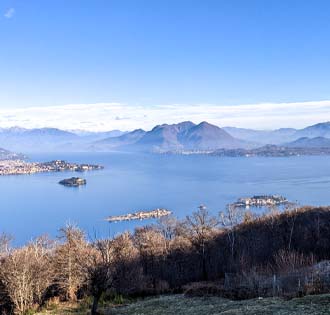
[199,121,212,126]
[174,121,196,130]
[195,121,222,130]
[140,121,247,151]
[131,128,145,133]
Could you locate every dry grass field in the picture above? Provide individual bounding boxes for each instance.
[36,294,330,315]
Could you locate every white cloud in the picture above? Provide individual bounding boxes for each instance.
[4,7,15,19]
[0,100,330,131]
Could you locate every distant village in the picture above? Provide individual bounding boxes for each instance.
[0,159,103,176]
[231,195,288,208]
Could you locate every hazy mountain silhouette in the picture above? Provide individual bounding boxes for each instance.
[94,121,249,152]
[93,129,146,150]
[285,136,330,148]
[224,122,330,145]
[294,122,330,139]
[3,121,330,153]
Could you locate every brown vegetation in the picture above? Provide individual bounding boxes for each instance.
[2,206,330,314]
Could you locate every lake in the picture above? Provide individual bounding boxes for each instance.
[1,152,330,244]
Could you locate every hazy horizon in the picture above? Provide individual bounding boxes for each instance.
[0,100,330,132]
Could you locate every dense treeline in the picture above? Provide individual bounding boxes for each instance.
[1,205,330,314]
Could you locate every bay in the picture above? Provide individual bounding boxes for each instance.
[1,152,330,244]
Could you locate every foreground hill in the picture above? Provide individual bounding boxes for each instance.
[7,205,330,315]
[36,294,330,315]
[108,294,330,315]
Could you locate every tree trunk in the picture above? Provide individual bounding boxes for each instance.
[202,243,208,281]
[91,292,101,315]
[202,255,208,281]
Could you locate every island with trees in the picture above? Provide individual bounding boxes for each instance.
[59,177,87,187]
[231,195,288,208]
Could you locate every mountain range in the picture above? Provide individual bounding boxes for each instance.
[93,121,252,152]
[0,127,126,152]
[2,121,330,154]
[93,121,330,153]
[223,122,330,145]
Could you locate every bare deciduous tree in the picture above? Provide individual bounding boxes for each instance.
[88,239,114,315]
[185,205,219,280]
[0,237,53,315]
[220,205,245,263]
[273,249,315,273]
[134,227,167,257]
[88,233,143,315]
[53,224,91,301]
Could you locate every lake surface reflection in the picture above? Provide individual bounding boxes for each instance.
[1,152,330,244]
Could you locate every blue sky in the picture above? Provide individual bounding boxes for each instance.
[1,1,330,129]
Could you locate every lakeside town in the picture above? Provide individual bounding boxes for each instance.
[0,159,103,176]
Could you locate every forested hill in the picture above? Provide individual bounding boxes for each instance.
[2,206,330,314]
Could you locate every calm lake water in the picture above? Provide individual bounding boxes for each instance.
[1,152,330,244]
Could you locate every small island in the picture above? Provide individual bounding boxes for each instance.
[59,177,87,187]
[106,208,172,223]
[231,195,288,208]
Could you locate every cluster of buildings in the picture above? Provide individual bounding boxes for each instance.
[41,160,103,172]
[0,159,103,175]
[233,195,288,208]
[106,208,172,223]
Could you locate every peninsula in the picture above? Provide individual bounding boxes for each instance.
[59,177,86,187]
[0,159,103,176]
[106,208,172,223]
